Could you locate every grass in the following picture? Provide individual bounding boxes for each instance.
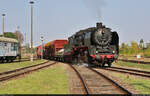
[0,64,69,94]
[113,61,150,71]
[0,59,47,73]
[111,72,150,94]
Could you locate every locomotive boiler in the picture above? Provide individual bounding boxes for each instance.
[64,22,119,67]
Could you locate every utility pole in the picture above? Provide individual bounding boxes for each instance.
[30,0,34,61]
[16,26,22,61]
[40,36,44,59]
[24,32,27,56]
[2,14,5,37]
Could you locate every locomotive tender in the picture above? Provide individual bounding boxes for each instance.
[0,37,19,63]
[64,22,119,67]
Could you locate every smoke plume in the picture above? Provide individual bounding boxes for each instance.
[83,0,106,21]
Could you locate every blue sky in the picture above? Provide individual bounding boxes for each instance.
[0,0,150,46]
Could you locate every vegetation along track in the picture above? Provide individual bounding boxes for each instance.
[0,61,57,82]
[68,64,132,95]
[101,67,150,78]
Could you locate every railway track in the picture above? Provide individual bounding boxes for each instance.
[68,64,132,95]
[101,67,150,78]
[0,58,40,64]
[118,59,150,64]
[0,61,57,82]
[16,58,40,62]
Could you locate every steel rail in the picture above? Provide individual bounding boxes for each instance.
[0,60,49,75]
[0,58,40,64]
[101,67,150,78]
[111,67,150,74]
[68,63,132,94]
[68,64,90,94]
[0,61,57,82]
[118,59,150,64]
[88,67,132,95]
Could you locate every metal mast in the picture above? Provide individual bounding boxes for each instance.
[30,0,34,61]
[2,14,5,36]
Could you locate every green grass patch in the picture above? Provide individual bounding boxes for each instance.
[0,64,69,94]
[113,61,150,71]
[0,59,47,73]
[112,73,150,94]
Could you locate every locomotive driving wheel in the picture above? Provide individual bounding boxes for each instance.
[108,62,112,67]
[85,51,93,67]
[72,56,78,64]
[102,63,105,67]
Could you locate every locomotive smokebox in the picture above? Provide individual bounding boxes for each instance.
[96,22,103,29]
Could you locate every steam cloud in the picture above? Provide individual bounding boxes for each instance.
[83,0,106,21]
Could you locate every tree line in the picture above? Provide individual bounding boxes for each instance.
[120,39,150,57]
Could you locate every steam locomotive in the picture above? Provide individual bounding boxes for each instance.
[37,22,119,67]
[63,22,119,67]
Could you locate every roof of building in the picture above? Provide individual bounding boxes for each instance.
[0,37,19,43]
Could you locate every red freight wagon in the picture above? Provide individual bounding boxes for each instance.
[36,45,43,58]
[44,40,68,60]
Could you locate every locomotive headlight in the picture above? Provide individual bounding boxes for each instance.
[113,51,115,53]
[96,51,98,54]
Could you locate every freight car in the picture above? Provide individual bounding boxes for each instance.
[43,40,68,61]
[0,37,20,63]
[36,45,44,59]
[63,22,119,67]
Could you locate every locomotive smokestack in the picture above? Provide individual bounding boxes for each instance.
[96,22,103,29]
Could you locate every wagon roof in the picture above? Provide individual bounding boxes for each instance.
[45,40,68,48]
[0,37,18,43]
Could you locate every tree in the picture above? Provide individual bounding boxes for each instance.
[15,29,24,44]
[119,43,129,55]
[14,27,24,61]
[25,43,31,53]
[130,41,140,54]
[139,39,144,50]
[3,32,17,39]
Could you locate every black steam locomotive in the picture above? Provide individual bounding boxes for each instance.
[64,22,119,67]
